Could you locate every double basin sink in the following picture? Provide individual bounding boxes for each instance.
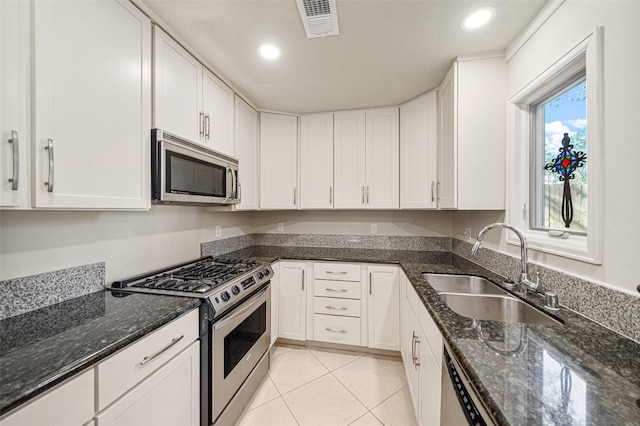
[422,273,561,326]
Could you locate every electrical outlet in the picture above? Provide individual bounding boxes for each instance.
[215,225,222,238]
[277,222,284,232]
[371,223,378,235]
[463,227,472,240]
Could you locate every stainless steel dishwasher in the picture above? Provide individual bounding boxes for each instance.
[441,343,495,426]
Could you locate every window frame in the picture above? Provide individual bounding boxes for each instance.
[506,27,604,264]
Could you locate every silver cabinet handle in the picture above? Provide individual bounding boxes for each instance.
[411,331,418,368]
[431,181,435,202]
[140,335,184,366]
[205,113,211,139]
[436,181,441,200]
[199,112,205,138]
[414,336,421,369]
[369,272,372,295]
[325,305,348,311]
[301,269,305,291]
[325,288,348,293]
[44,138,54,192]
[362,186,365,204]
[293,187,297,205]
[325,328,347,333]
[329,186,333,204]
[325,271,347,275]
[238,181,242,203]
[8,131,19,190]
[366,186,370,204]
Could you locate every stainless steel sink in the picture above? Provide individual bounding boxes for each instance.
[438,292,561,325]
[422,273,508,295]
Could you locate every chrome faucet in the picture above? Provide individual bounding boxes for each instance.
[471,223,540,294]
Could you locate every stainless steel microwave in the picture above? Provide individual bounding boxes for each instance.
[151,129,239,205]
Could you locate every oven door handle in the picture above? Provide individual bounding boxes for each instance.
[214,284,270,330]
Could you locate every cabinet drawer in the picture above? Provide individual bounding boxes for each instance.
[313,314,361,346]
[313,279,361,299]
[314,263,361,281]
[97,308,199,410]
[314,297,361,317]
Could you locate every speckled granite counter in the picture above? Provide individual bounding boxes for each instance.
[223,245,640,425]
[0,290,200,417]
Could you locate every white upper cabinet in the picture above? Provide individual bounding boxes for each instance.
[365,108,400,209]
[334,110,366,209]
[202,69,234,155]
[260,113,298,209]
[153,26,234,156]
[0,0,31,209]
[334,108,399,209]
[400,91,438,209]
[439,55,506,209]
[233,95,259,210]
[33,0,151,209]
[153,26,201,144]
[300,113,333,209]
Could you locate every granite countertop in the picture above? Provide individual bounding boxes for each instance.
[225,245,640,426]
[0,290,200,416]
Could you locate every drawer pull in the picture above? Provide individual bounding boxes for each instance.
[325,305,348,311]
[325,327,348,333]
[325,271,348,275]
[140,335,184,366]
[325,288,348,293]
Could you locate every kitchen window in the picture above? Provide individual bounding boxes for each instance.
[507,27,604,264]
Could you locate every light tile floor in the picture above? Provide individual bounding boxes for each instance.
[235,344,418,426]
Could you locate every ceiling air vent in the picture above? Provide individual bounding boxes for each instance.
[296,0,340,39]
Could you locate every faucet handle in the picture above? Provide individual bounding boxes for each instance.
[545,292,559,310]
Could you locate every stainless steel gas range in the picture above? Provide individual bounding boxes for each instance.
[107,256,273,426]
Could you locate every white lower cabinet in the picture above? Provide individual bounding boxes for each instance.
[401,273,442,426]
[278,261,307,341]
[94,341,200,426]
[367,265,400,350]
[0,369,94,426]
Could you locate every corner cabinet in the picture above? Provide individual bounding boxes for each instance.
[33,0,151,209]
[299,113,334,209]
[334,108,399,209]
[439,54,506,209]
[153,26,234,156]
[260,113,298,210]
[234,95,260,210]
[400,91,438,209]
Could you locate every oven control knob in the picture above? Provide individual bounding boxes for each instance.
[220,291,230,302]
[263,268,270,276]
[257,271,264,280]
[231,285,240,295]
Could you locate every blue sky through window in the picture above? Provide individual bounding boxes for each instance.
[543,80,587,143]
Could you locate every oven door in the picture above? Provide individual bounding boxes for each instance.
[212,283,271,422]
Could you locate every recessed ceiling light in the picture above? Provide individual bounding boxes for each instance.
[258,43,281,60]
[461,7,496,31]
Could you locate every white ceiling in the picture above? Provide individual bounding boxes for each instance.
[141,0,547,114]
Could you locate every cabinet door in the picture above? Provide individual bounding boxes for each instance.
[438,63,457,209]
[270,262,279,346]
[153,26,202,143]
[234,95,259,210]
[334,110,366,209]
[400,92,438,209]
[277,261,307,341]
[365,108,399,209]
[419,307,442,426]
[202,69,234,155]
[260,113,298,209]
[300,113,333,209]
[95,342,200,426]
[33,0,151,209]
[367,265,399,350]
[0,369,94,426]
[0,0,30,209]
[404,305,422,423]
